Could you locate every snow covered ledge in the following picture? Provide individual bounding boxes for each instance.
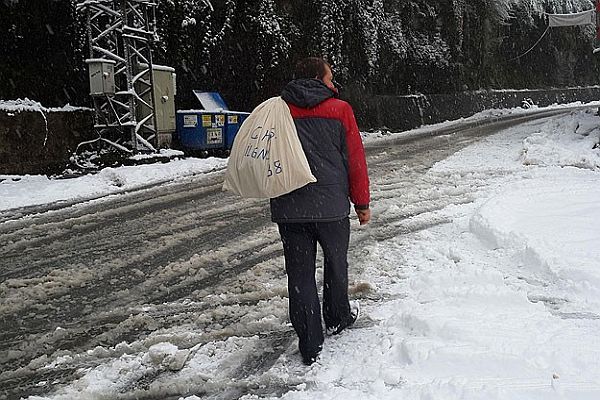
[0,99,94,175]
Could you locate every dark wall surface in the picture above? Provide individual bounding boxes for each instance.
[349,86,600,130]
[0,108,95,175]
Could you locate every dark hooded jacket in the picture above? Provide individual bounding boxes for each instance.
[269,79,370,223]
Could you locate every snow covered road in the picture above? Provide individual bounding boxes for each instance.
[1,107,599,399]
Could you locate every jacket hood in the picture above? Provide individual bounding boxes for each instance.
[281,79,336,108]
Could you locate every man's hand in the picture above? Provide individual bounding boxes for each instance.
[355,208,371,225]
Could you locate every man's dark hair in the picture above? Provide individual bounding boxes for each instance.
[294,57,330,80]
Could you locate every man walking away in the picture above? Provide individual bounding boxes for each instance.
[271,57,371,365]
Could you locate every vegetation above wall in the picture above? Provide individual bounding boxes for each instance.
[0,0,598,111]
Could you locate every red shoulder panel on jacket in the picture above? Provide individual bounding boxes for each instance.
[286,98,348,120]
[285,99,371,207]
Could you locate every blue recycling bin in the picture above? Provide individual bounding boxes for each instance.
[175,92,250,153]
[176,111,227,150]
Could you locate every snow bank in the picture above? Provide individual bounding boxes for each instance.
[0,157,226,211]
[0,98,90,113]
[470,168,600,307]
[129,148,184,160]
[521,111,600,170]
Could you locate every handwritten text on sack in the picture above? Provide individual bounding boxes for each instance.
[244,126,283,177]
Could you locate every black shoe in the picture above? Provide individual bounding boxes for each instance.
[326,300,360,336]
[302,353,318,366]
[301,347,321,366]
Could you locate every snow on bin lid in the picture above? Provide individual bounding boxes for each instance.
[193,90,229,111]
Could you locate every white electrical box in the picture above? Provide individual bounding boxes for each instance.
[86,59,116,95]
[152,65,176,135]
[136,64,177,148]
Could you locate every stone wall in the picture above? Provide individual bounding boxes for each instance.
[0,108,95,175]
[348,87,600,131]
[1,86,599,175]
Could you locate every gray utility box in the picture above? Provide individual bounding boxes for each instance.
[85,59,116,95]
[136,64,176,148]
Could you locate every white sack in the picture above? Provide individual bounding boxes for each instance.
[548,10,595,27]
[223,97,316,198]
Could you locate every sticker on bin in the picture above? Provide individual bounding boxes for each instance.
[206,128,223,144]
[228,115,238,124]
[202,115,212,127]
[215,115,225,127]
[183,115,198,127]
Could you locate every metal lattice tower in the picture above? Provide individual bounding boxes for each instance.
[77,0,159,153]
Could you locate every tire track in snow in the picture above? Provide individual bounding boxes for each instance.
[0,227,279,355]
